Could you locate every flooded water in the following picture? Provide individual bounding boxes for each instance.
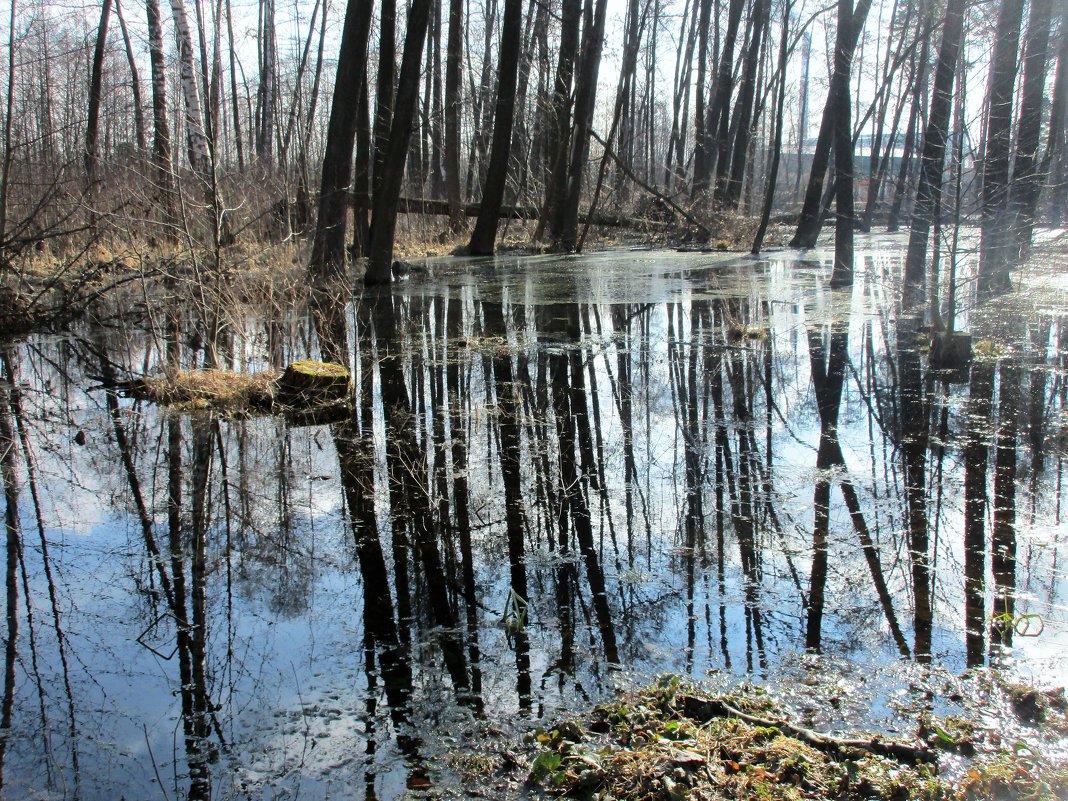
[2,239,1067,799]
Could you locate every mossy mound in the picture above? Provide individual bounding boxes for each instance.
[526,677,1068,801]
[130,369,279,412]
[122,360,351,416]
[277,360,351,406]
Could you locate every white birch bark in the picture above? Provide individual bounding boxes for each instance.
[169,0,211,177]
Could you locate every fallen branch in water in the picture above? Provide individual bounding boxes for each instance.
[678,694,938,766]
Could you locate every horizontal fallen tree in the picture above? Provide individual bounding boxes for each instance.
[349,195,674,230]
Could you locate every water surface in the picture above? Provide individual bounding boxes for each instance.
[3,239,1066,799]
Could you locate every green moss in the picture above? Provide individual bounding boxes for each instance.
[973,339,1008,359]
[286,360,349,379]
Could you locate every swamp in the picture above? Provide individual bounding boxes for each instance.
[0,0,1066,788]
[0,236,1067,799]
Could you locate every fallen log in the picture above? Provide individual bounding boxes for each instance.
[678,694,938,766]
[350,195,671,230]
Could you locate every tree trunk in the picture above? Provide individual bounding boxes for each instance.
[145,0,176,233]
[256,0,277,164]
[468,0,523,254]
[1048,7,1068,225]
[794,31,810,198]
[1008,0,1053,260]
[208,0,223,154]
[858,7,910,230]
[472,0,498,188]
[577,0,648,250]
[555,0,609,251]
[352,75,371,253]
[0,0,14,246]
[698,0,745,196]
[85,0,115,186]
[168,0,208,174]
[537,0,581,241]
[886,31,929,232]
[224,0,244,170]
[664,0,697,187]
[373,0,397,192]
[790,0,873,247]
[307,0,374,281]
[429,0,444,198]
[444,0,464,230]
[900,0,966,311]
[690,0,713,192]
[506,0,541,203]
[861,25,919,230]
[830,0,854,287]
[717,0,770,208]
[170,0,230,248]
[751,0,790,254]
[281,0,322,160]
[299,0,329,234]
[976,0,1026,299]
[114,0,146,153]
[366,0,434,284]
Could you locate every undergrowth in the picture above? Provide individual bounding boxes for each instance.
[525,677,1068,801]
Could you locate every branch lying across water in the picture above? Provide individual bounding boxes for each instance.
[678,694,938,766]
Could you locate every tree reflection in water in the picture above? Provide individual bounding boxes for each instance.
[0,249,1063,799]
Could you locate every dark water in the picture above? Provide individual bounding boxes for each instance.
[1,241,1066,799]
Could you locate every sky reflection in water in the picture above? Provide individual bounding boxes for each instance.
[3,241,1066,799]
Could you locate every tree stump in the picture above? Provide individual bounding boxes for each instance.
[929,332,972,383]
[277,360,351,407]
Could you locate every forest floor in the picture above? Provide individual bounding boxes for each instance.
[412,673,1068,801]
[0,212,793,336]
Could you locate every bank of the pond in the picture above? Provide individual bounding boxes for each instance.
[424,675,1068,801]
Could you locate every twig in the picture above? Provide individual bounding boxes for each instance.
[143,724,172,801]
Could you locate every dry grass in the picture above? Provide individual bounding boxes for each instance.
[130,369,280,412]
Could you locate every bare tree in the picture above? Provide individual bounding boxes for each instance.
[468,0,523,254]
[114,0,146,153]
[444,0,464,230]
[308,0,374,281]
[977,0,1025,298]
[84,0,115,187]
[366,0,434,283]
[170,0,231,248]
[900,0,966,312]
